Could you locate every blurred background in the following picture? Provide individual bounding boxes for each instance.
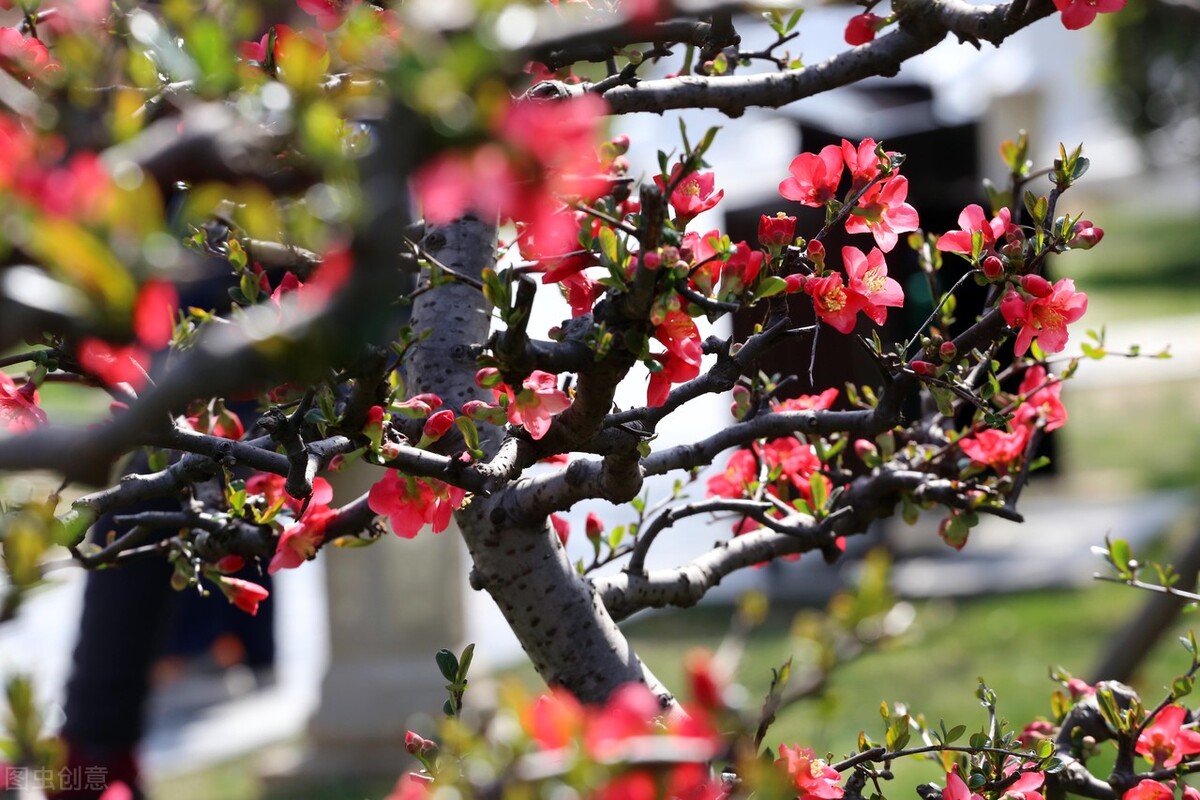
[1,2,1199,798]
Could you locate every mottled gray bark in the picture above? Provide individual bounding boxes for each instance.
[411,216,670,705]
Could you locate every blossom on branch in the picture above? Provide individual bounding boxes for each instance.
[0,372,48,433]
[937,205,1014,260]
[776,745,844,800]
[655,165,724,226]
[216,576,270,615]
[1053,0,1125,30]
[504,370,571,440]
[368,470,463,538]
[779,145,844,207]
[806,273,867,334]
[843,245,904,325]
[1001,278,1088,356]
[1136,705,1200,769]
[958,426,1031,474]
[844,175,919,253]
[1013,365,1067,432]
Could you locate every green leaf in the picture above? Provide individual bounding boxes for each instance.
[598,226,619,265]
[435,649,459,682]
[753,275,788,300]
[1108,538,1133,577]
[945,724,966,744]
[1037,737,1055,759]
[455,416,480,451]
[1172,674,1193,700]
[457,643,475,682]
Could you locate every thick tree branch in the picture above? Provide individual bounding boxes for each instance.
[555,0,1055,116]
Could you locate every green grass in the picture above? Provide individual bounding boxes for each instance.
[1061,210,1200,322]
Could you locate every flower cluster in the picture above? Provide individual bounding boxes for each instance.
[0,372,48,434]
[367,469,466,539]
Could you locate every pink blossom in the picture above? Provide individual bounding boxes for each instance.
[937,205,1014,259]
[77,339,150,391]
[717,243,765,300]
[844,175,919,252]
[779,145,844,207]
[759,213,797,249]
[133,280,179,350]
[296,0,352,30]
[707,449,757,498]
[1053,0,1125,29]
[843,246,904,325]
[0,27,60,81]
[216,576,270,615]
[507,370,571,440]
[655,165,724,225]
[841,138,892,190]
[944,769,986,800]
[422,409,456,442]
[773,388,839,411]
[806,273,867,334]
[1013,365,1067,432]
[776,745,844,800]
[647,311,702,406]
[0,372,48,433]
[1004,278,1088,355]
[585,512,604,541]
[1137,705,1200,769]
[550,513,570,545]
[269,505,336,574]
[958,426,1031,474]
[1124,781,1175,800]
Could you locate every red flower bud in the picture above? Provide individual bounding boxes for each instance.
[585,512,604,541]
[981,255,1005,281]
[758,213,797,249]
[845,13,882,45]
[1069,220,1104,250]
[939,341,958,361]
[806,239,826,268]
[610,134,630,154]
[366,405,385,426]
[1020,274,1052,298]
[422,409,455,441]
[642,251,662,270]
[405,730,436,755]
[784,274,806,293]
[910,360,937,376]
[854,439,879,462]
[550,514,570,545]
[215,555,245,574]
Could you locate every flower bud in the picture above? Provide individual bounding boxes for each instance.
[844,12,883,46]
[806,239,826,271]
[550,513,570,546]
[939,341,958,361]
[610,134,630,154]
[1069,220,1104,250]
[641,250,662,271]
[784,274,806,294]
[730,384,752,420]
[981,255,1004,281]
[1020,274,1052,298]
[405,730,436,755]
[422,409,455,442]
[910,360,937,377]
[475,367,502,388]
[585,512,604,541]
[758,213,797,250]
[854,439,880,468]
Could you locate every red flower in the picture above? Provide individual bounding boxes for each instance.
[421,409,456,442]
[296,0,352,30]
[560,271,603,317]
[1005,278,1088,356]
[655,165,724,226]
[585,512,604,541]
[707,449,757,499]
[1053,0,1125,29]
[506,370,571,440]
[841,138,892,190]
[779,145,843,207]
[806,273,867,334]
[216,576,270,615]
[759,213,797,251]
[523,687,585,750]
[0,372,48,433]
[0,27,60,81]
[247,472,334,514]
[1013,365,1067,432]
[776,745,844,800]
[958,426,1031,474]
[1124,781,1175,800]
[187,399,246,440]
[717,243,764,300]
[367,470,463,538]
[844,13,882,45]
[937,205,1014,260]
[77,339,150,391]
[843,245,904,325]
[773,388,839,411]
[269,505,337,574]
[133,280,179,350]
[549,513,570,545]
[844,175,919,253]
[944,769,986,800]
[1136,705,1200,769]
[647,311,703,406]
